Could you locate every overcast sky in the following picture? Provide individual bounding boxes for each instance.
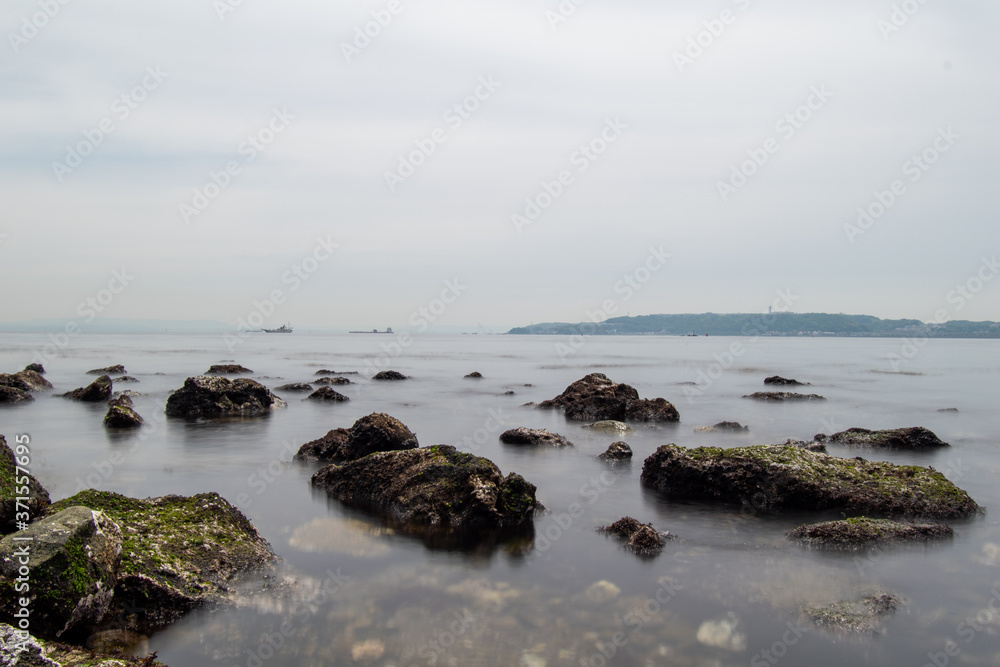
[1,0,997,330]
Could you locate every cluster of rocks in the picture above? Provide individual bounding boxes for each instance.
[598,517,671,557]
[165,376,285,419]
[0,365,53,403]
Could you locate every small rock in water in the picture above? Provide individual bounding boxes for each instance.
[351,639,385,662]
[63,375,113,402]
[815,426,949,450]
[24,363,45,374]
[206,363,253,374]
[598,441,633,462]
[465,371,484,378]
[307,387,350,402]
[500,427,574,448]
[275,383,314,392]
[743,392,826,402]
[583,420,634,435]
[314,376,351,386]
[598,516,669,557]
[584,580,621,604]
[115,375,140,383]
[696,613,747,652]
[88,364,126,375]
[938,407,960,413]
[801,593,901,634]
[764,375,810,386]
[694,421,748,433]
[372,370,408,381]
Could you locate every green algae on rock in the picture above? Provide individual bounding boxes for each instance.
[787,517,954,549]
[1,434,50,534]
[295,413,418,463]
[640,444,982,519]
[0,623,166,667]
[801,593,902,634]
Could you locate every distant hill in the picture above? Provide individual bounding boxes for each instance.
[508,313,1000,338]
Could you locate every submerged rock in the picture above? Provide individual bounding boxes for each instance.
[165,376,285,419]
[787,518,954,549]
[87,365,126,376]
[801,593,901,635]
[63,375,113,402]
[640,444,982,519]
[499,428,573,448]
[0,507,121,638]
[314,376,351,386]
[598,441,633,462]
[205,363,253,374]
[372,370,408,381]
[0,386,33,404]
[583,420,633,435]
[275,382,314,392]
[598,517,669,557]
[815,427,949,450]
[538,373,680,423]
[938,408,960,413]
[764,376,810,386]
[295,413,418,463]
[695,421,749,433]
[43,490,277,635]
[1,434,51,533]
[743,392,826,402]
[696,614,747,652]
[311,446,540,547]
[306,387,350,402]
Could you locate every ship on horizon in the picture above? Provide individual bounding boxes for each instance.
[349,327,394,334]
[262,324,293,333]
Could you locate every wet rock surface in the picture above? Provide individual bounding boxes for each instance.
[465,372,484,378]
[372,370,408,381]
[583,420,634,435]
[294,428,351,462]
[764,376,809,386]
[104,396,144,429]
[598,441,633,462]
[695,421,748,433]
[538,373,680,422]
[87,365,126,376]
[1,434,51,533]
[275,383,314,392]
[816,426,949,450]
[313,376,351,386]
[306,387,350,402]
[205,364,253,374]
[63,375,113,402]
[24,363,45,374]
[165,376,285,419]
[787,517,954,549]
[801,593,901,635]
[0,385,34,404]
[598,517,670,557]
[743,392,826,402]
[499,427,573,448]
[114,376,140,383]
[296,414,418,463]
[640,444,982,519]
[1,370,53,392]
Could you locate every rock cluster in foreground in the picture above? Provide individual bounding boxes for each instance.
[538,373,680,422]
[640,444,981,519]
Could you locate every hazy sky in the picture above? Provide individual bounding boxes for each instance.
[2,0,998,330]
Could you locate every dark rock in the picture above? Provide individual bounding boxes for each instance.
[764,376,810,386]
[777,438,828,453]
[24,363,45,374]
[43,490,277,635]
[1,435,50,533]
[1,370,52,392]
[801,593,901,635]
[0,386,33,404]
[114,376,140,383]
[165,376,285,419]
[108,395,132,408]
[499,428,573,448]
[695,421,749,433]
[538,373,680,423]
[640,443,982,519]
[314,376,351,386]
[816,427,949,450]
[465,372,484,379]
[937,408,959,413]
[311,446,539,547]
[315,369,359,376]
[787,518,954,549]
[598,442,633,462]
[274,383,314,392]
[64,376,113,402]
[504,390,516,395]
[205,364,253,375]
[293,428,351,462]
[743,392,826,402]
[598,516,669,557]
[87,365,126,376]
[104,399,144,429]
[0,624,167,666]
[112,390,142,401]
[306,387,350,402]
[372,370,408,381]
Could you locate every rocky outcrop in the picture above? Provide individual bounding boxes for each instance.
[35,490,277,636]
[1,370,53,392]
[314,376,351,386]
[63,376,113,402]
[295,413,418,463]
[372,370,408,381]
[306,387,350,402]
[311,446,540,547]
[1,435,51,534]
[764,376,809,386]
[165,376,285,419]
[538,373,680,423]
[87,365,126,376]
[598,441,633,462]
[815,427,949,450]
[640,444,982,519]
[787,518,954,549]
[464,372,484,379]
[583,421,634,435]
[0,386,33,404]
[274,383,314,392]
[499,428,573,448]
[104,396,144,429]
[743,392,826,402]
[598,517,670,557]
[695,421,749,433]
[801,593,901,635]
[205,364,253,374]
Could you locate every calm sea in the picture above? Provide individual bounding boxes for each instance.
[1,332,998,666]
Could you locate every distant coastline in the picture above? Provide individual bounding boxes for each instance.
[507,313,1000,339]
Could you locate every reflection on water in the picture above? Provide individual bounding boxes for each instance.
[1,333,998,666]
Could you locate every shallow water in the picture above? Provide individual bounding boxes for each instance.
[2,333,999,666]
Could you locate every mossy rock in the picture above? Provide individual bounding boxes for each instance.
[640,444,982,520]
[1,434,51,534]
[801,593,901,634]
[0,623,165,666]
[817,427,949,450]
[787,517,954,549]
[63,376,113,403]
[165,376,285,419]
